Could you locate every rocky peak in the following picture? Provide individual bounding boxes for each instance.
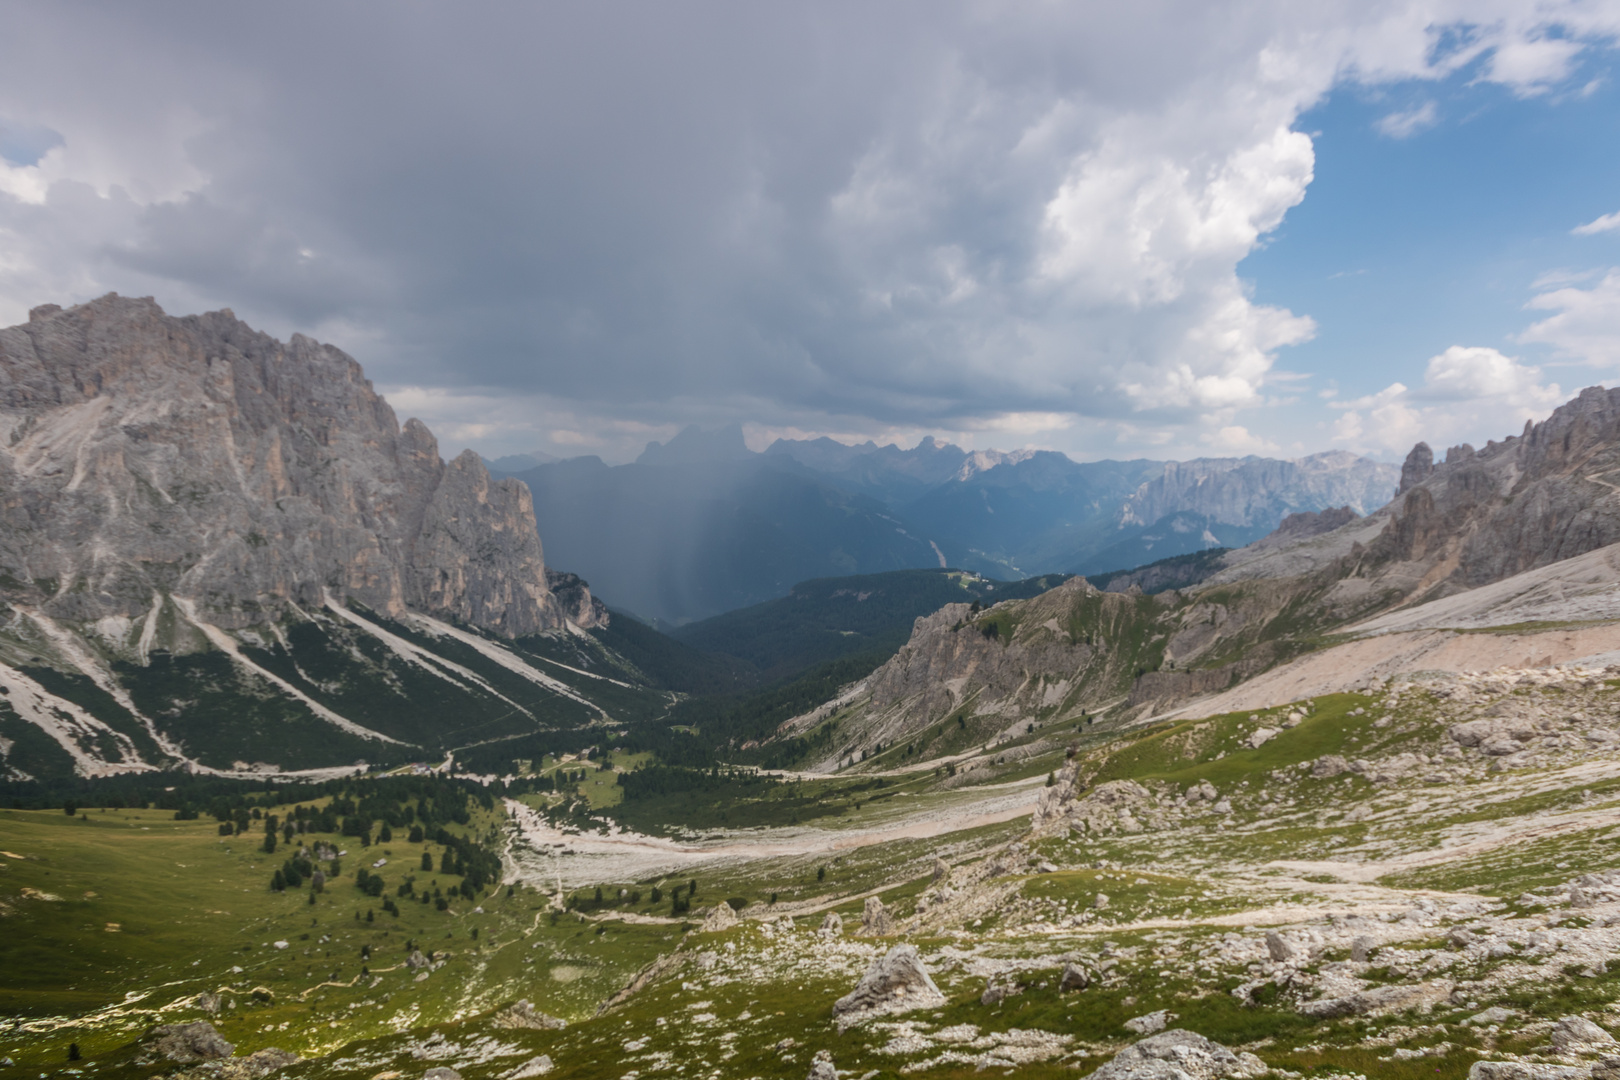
[1368,385,1620,596]
[1398,442,1434,494]
[0,294,593,641]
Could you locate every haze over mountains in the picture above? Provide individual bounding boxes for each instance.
[492,424,1398,624]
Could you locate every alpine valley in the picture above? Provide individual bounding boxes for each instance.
[15,298,1620,1080]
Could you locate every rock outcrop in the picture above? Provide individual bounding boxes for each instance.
[1088,1030,1268,1080]
[491,1000,566,1030]
[858,896,894,936]
[832,945,946,1023]
[141,1021,234,1063]
[701,901,739,932]
[0,295,593,639]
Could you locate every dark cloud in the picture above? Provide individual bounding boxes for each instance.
[0,1,1616,460]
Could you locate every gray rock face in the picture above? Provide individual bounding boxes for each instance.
[1120,452,1397,529]
[1551,1015,1617,1055]
[1400,442,1436,495]
[1370,387,1620,593]
[1088,1030,1268,1080]
[1268,505,1361,541]
[144,1021,234,1062]
[832,944,945,1020]
[0,295,592,640]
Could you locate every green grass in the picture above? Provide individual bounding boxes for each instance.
[0,805,667,1068]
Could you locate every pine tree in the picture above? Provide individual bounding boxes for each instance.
[271,869,286,892]
[421,851,433,872]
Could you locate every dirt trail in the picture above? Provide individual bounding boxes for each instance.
[502,779,1043,890]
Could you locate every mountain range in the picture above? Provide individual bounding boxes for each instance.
[492,425,1398,624]
[0,296,667,781]
[737,385,1620,774]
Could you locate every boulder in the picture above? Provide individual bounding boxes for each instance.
[807,1050,838,1080]
[1059,963,1091,992]
[701,901,738,932]
[423,1069,463,1080]
[197,991,222,1015]
[1350,935,1375,963]
[1264,932,1295,963]
[144,1022,234,1063]
[406,949,431,970]
[1087,1030,1267,1080]
[859,896,894,936]
[832,944,946,1021]
[1298,982,1450,1019]
[1312,755,1350,779]
[1468,1007,1519,1026]
[931,857,951,882]
[1551,1015,1617,1054]
[1594,1058,1620,1080]
[819,911,843,935]
[492,999,566,1030]
[1125,1010,1176,1035]
[1245,728,1279,750]
[1094,892,1111,910]
[232,1048,301,1079]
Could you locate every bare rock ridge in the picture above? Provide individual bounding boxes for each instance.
[1367,385,1620,594]
[0,294,599,639]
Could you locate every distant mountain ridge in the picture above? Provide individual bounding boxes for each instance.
[744,385,1620,774]
[494,425,1398,623]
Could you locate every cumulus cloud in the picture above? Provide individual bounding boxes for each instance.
[1521,269,1620,366]
[1331,346,1566,456]
[0,2,1615,459]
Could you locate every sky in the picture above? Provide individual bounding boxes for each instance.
[3,3,1620,465]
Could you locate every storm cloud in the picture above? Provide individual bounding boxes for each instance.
[1,1,1617,460]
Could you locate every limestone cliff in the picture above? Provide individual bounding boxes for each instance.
[0,294,599,641]
[1118,452,1397,530]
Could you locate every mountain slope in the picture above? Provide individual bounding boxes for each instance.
[753,386,1620,771]
[669,568,1070,678]
[0,296,664,781]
